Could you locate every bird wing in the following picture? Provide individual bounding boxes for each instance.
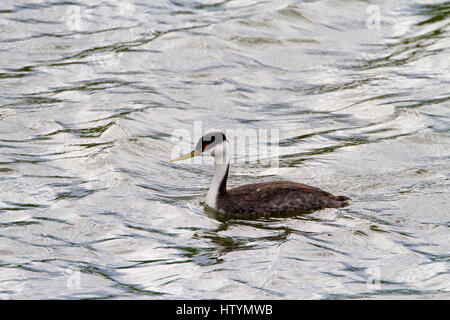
[223,181,342,215]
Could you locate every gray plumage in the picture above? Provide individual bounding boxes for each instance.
[214,165,350,217]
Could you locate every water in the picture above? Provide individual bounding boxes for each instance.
[0,0,449,299]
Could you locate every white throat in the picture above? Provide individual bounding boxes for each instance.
[205,141,231,209]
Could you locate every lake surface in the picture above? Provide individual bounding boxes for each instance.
[0,0,449,299]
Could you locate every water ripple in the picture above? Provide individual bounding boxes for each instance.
[0,0,448,299]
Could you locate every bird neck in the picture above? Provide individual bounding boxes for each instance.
[205,141,231,208]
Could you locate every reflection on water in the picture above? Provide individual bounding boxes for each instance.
[0,0,449,299]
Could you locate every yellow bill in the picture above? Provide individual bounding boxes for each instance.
[171,150,201,162]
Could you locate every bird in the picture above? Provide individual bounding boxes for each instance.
[171,131,350,217]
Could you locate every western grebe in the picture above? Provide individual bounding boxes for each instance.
[171,131,350,216]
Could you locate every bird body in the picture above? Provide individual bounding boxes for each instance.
[216,180,350,216]
[172,131,350,217]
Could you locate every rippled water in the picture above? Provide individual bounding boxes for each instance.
[0,0,449,299]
